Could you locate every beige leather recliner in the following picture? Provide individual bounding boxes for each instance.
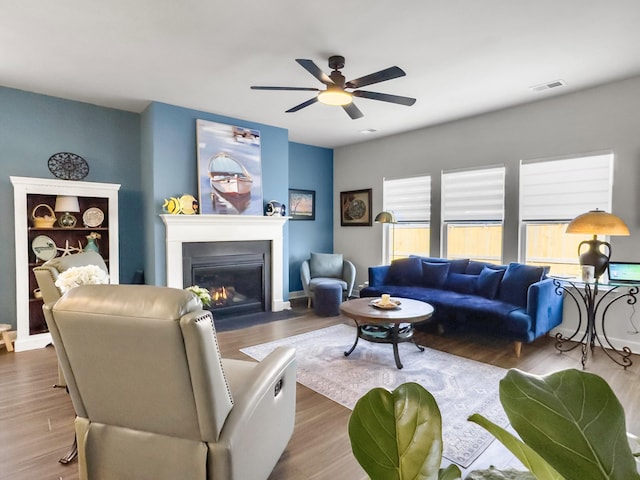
[34,251,109,306]
[33,250,110,388]
[43,284,296,480]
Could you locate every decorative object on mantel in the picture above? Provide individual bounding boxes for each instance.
[84,232,101,253]
[54,195,80,228]
[163,194,199,215]
[179,194,199,214]
[163,196,182,214]
[196,119,263,216]
[566,209,630,279]
[264,200,285,217]
[31,203,57,228]
[47,152,89,180]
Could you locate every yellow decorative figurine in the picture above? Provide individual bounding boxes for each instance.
[163,194,198,215]
[163,197,183,214]
[179,194,199,214]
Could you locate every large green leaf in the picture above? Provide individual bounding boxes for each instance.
[468,413,564,480]
[499,369,639,480]
[439,464,463,480]
[348,382,461,480]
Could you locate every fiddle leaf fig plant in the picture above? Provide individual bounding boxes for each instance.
[348,382,461,480]
[469,368,640,480]
[468,414,564,480]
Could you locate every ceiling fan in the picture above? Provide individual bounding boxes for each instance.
[250,55,416,119]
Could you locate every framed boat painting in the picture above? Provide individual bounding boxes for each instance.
[289,189,315,221]
[340,188,372,226]
[196,119,263,215]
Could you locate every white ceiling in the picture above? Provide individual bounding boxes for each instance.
[2,1,640,149]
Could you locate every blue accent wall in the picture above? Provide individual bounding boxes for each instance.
[0,87,333,329]
[0,87,142,327]
[288,142,334,292]
[140,102,291,295]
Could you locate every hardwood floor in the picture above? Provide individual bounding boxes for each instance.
[1,308,639,480]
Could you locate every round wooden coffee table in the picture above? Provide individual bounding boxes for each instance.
[339,297,434,369]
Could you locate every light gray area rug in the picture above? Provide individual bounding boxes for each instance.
[241,323,509,468]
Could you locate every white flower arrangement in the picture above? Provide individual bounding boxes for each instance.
[185,285,212,308]
[55,264,110,294]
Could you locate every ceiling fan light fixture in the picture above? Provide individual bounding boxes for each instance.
[317,88,352,106]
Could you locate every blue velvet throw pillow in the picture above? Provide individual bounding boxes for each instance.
[447,259,470,274]
[465,261,486,275]
[445,273,477,294]
[410,256,469,274]
[422,262,450,288]
[388,257,423,285]
[497,262,546,307]
[476,266,505,299]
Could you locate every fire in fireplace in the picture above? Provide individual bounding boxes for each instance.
[183,240,271,319]
[211,286,248,306]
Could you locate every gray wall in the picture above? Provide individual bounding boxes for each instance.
[334,75,640,287]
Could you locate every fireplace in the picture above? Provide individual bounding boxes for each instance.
[183,241,271,318]
[162,214,289,313]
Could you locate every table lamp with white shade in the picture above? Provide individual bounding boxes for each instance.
[55,196,80,228]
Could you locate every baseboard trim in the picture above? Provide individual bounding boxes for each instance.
[288,290,306,300]
[14,332,52,352]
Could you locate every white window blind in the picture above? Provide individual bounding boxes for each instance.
[520,153,613,221]
[442,167,505,221]
[383,175,431,222]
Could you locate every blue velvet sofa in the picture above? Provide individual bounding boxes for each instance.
[360,256,564,356]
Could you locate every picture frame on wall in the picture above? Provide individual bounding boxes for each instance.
[195,119,263,216]
[288,189,315,221]
[340,188,372,226]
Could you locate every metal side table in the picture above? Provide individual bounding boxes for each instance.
[552,276,637,369]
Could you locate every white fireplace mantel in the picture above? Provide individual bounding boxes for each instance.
[161,214,290,311]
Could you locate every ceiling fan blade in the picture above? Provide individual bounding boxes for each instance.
[286,97,318,113]
[296,59,334,85]
[353,90,416,106]
[346,66,406,89]
[251,86,320,91]
[342,102,364,120]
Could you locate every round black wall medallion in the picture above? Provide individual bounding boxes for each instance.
[48,152,89,180]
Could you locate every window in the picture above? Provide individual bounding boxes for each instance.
[382,175,431,263]
[519,153,613,275]
[442,166,505,263]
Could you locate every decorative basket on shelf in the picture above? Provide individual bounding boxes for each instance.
[31,204,57,228]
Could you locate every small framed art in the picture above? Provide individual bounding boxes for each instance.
[340,188,372,226]
[288,189,315,221]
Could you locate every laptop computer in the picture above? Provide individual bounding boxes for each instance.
[607,262,640,283]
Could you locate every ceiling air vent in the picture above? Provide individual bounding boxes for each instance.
[530,79,566,92]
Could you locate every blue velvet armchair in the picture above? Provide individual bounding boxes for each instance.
[300,252,356,308]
